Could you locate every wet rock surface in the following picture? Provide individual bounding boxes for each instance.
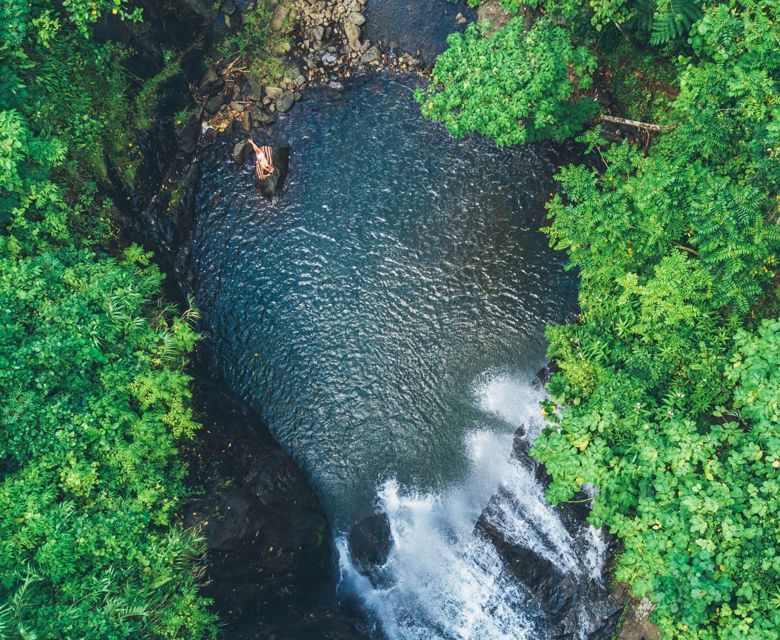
[476,423,623,639]
[348,513,393,580]
[184,369,369,639]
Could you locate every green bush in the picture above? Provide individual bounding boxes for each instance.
[0,2,217,638]
[416,18,598,145]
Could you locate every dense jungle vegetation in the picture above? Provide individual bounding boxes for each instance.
[0,1,217,637]
[422,0,780,637]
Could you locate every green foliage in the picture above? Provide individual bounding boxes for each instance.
[0,248,216,639]
[0,2,217,638]
[133,58,182,131]
[215,4,290,83]
[526,1,780,636]
[58,0,142,35]
[416,18,598,145]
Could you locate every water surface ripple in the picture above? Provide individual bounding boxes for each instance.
[192,77,577,527]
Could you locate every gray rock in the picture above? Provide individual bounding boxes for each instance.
[344,20,361,45]
[245,77,263,101]
[199,68,224,95]
[179,0,211,19]
[312,25,325,41]
[232,140,251,165]
[276,91,295,113]
[477,0,512,33]
[322,52,338,65]
[182,381,369,638]
[204,94,224,116]
[349,513,393,576]
[270,3,290,30]
[241,111,252,133]
[250,107,275,126]
[455,12,467,24]
[359,47,380,64]
[348,11,365,25]
[265,86,283,99]
[254,146,290,199]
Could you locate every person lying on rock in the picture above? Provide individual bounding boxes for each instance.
[249,140,275,181]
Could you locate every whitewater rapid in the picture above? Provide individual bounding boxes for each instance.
[338,374,607,640]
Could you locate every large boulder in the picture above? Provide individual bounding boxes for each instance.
[475,423,623,638]
[348,513,393,576]
[254,145,290,199]
[476,516,579,622]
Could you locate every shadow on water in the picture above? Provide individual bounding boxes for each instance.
[362,0,476,64]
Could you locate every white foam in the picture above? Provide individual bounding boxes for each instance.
[338,374,606,640]
[474,373,545,440]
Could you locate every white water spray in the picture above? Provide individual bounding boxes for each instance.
[338,373,607,640]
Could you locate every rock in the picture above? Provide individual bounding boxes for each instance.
[199,68,224,95]
[254,145,290,199]
[312,25,325,41]
[477,0,512,33]
[204,94,224,116]
[265,86,283,99]
[270,3,290,31]
[229,101,245,112]
[534,361,560,389]
[322,52,338,66]
[245,77,263,101]
[182,377,368,638]
[359,47,379,64]
[276,91,295,113]
[455,12,467,24]
[179,0,212,19]
[240,110,252,133]
[478,516,579,621]
[344,20,361,45]
[348,11,365,25]
[249,106,275,127]
[614,588,661,640]
[349,513,392,575]
[474,423,623,638]
[232,140,251,165]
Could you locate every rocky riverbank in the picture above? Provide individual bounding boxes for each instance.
[196,0,431,138]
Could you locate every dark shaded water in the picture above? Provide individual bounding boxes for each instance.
[362,0,476,63]
[192,77,577,527]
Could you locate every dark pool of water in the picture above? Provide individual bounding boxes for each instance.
[192,77,577,529]
[362,0,476,64]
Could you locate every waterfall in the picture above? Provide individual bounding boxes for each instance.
[338,374,608,640]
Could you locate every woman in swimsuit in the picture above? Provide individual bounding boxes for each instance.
[248,140,275,180]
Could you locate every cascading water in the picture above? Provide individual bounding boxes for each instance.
[338,376,608,640]
[192,76,617,637]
